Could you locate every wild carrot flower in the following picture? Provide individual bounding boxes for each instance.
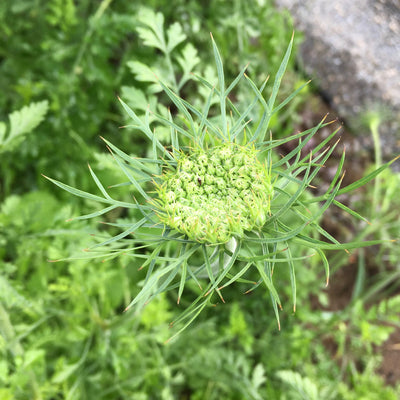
[45,35,396,338]
[152,143,273,244]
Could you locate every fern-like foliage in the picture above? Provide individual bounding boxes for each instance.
[0,101,49,153]
[276,370,319,400]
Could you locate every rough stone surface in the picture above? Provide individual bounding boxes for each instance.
[275,0,400,164]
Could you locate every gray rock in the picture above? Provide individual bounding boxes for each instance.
[275,0,400,164]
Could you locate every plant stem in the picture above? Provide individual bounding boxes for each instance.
[370,116,382,214]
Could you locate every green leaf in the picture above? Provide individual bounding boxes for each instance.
[89,218,147,249]
[52,363,81,384]
[176,43,200,89]
[337,155,400,195]
[210,33,227,139]
[265,33,294,136]
[276,370,319,400]
[127,61,160,86]
[0,122,5,143]
[42,174,139,209]
[251,364,266,390]
[156,79,197,138]
[118,97,173,160]
[120,86,150,112]
[0,100,48,152]
[136,9,165,52]
[166,22,186,53]
[176,43,200,75]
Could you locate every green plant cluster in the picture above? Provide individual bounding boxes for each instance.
[1,1,399,399]
[47,27,399,337]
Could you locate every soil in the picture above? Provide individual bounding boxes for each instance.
[285,93,400,386]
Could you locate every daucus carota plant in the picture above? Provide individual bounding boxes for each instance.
[44,34,397,339]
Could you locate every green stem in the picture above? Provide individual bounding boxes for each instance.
[165,50,179,93]
[370,116,382,214]
[72,0,114,74]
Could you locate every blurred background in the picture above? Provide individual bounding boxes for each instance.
[1,1,399,399]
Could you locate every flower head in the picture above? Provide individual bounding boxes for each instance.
[153,143,273,243]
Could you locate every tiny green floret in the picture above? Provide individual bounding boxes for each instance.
[153,143,273,244]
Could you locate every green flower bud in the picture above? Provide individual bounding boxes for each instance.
[154,143,273,244]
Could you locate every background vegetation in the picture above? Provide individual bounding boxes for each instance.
[1,0,399,399]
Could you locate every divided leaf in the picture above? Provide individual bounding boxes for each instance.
[0,100,49,152]
[136,9,165,51]
[166,22,186,52]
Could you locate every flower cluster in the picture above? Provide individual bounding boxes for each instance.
[154,143,273,243]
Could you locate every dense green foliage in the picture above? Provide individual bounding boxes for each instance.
[1,1,399,399]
